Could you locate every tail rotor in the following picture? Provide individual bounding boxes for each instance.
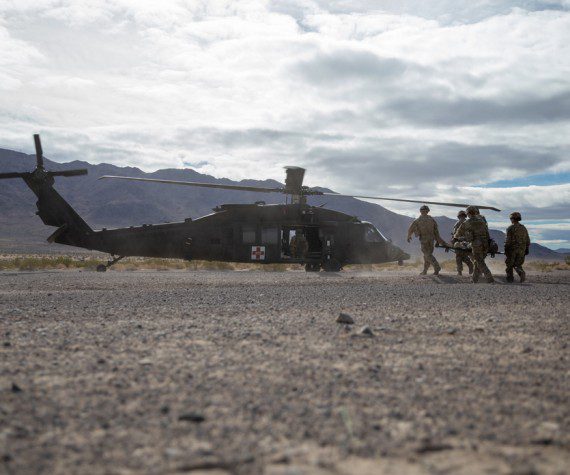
[0,134,88,182]
[34,133,44,169]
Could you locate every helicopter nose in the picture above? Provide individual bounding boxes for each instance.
[386,241,410,262]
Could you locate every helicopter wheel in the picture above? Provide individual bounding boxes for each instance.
[322,259,342,272]
[96,264,107,273]
[304,263,321,272]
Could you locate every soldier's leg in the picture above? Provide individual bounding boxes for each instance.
[431,254,441,275]
[514,250,526,283]
[455,253,463,275]
[463,254,474,274]
[472,253,482,283]
[420,242,431,275]
[505,252,515,283]
[479,257,494,283]
[422,241,439,275]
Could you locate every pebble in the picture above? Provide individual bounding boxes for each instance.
[522,346,533,354]
[178,412,205,423]
[11,383,22,393]
[336,313,354,324]
[446,328,458,335]
[359,326,374,336]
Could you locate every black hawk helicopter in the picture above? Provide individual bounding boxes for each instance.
[1,135,500,272]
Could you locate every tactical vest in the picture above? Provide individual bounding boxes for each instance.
[414,215,437,241]
[467,217,489,242]
[507,223,529,249]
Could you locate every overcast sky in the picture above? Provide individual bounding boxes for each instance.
[1,1,569,248]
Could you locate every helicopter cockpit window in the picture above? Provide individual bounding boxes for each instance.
[242,226,256,244]
[363,223,384,243]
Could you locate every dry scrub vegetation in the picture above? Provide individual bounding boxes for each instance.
[0,254,568,272]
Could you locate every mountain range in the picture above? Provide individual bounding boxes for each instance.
[0,147,564,260]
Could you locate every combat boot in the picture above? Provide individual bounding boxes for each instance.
[457,270,462,276]
[486,276,495,283]
[516,268,526,283]
[506,270,514,283]
[472,270,480,283]
[467,263,474,275]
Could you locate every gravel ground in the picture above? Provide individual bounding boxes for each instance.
[1,269,569,475]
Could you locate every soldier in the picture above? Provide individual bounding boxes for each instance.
[452,210,473,276]
[290,229,308,258]
[454,205,494,283]
[474,207,487,223]
[407,205,445,275]
[505,211,530,283]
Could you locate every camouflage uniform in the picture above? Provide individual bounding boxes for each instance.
[290,233,308,258]
[452,217,473,275]
[454,214,494,283]
[505,220,530,282]
[407,213,443,274]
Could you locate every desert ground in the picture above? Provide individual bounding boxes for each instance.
[1,268,569,475]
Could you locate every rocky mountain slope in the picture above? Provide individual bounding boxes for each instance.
[0,148,562,259]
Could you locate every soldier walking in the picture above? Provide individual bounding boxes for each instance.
[452,210,473,276]
[454,206,494,283]
[407,205,445,275]
[505,212,530,283]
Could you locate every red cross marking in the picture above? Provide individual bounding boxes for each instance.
[251,246,265,260]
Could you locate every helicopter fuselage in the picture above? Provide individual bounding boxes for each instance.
[82,203,409,268]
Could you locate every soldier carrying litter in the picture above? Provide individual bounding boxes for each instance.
[454,206,494,283]
[504,211,530,283]
[407,205,446,275]
[452,210,474,276]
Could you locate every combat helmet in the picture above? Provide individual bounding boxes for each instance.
[457,210,467,218]
[466,205,478,216]
[420,205,430,212]
[509,211,522,221]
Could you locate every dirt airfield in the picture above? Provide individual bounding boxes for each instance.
[1,268,569,475]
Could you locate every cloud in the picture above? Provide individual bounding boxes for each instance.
[0,0,568,248]
[384,91,570,126]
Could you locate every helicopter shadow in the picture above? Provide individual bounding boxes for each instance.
[430,275,460,284]
[318,272,342,279]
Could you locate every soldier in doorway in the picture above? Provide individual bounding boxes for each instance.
[407,205,445,275]
[505,212,531,283]
[452,210,473,276]
[290,229,308,259]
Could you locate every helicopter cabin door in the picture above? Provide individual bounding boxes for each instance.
[280,225,322,262]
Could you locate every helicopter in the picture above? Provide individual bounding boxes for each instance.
[0,135,501,272]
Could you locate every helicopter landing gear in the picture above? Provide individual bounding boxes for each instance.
[322,258,342,272]
[96,255,125,272]
[304,262,321,272]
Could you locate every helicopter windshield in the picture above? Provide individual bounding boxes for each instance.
[363,223,385,242]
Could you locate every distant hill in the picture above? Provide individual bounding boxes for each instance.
[0,147,563,260]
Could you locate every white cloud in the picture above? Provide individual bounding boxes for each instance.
[0,0,568,245]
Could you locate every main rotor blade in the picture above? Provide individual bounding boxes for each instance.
[49,169,88,177]
[0,172,28,179]
[33,134,43,169]
[98,176,285,194]
[320,192,501,212]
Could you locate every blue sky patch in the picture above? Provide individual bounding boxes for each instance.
[478,172,570,188]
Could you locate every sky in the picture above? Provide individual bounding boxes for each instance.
[0,0,569,248]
